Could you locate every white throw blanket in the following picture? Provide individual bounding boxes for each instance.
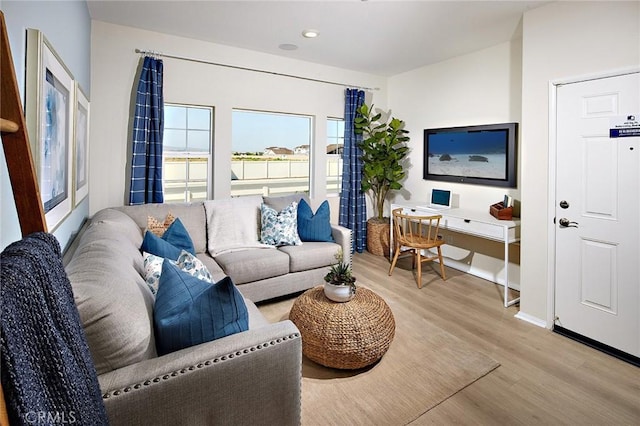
[204,195,274,256]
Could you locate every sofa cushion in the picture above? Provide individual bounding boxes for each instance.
[263,193,310,212]
[154,262,249,355]
[297,199,334,242]
[260,202,302,246]
[66,209,156,375]
[278,242,342,273]
[214,249,290,285]
[204,195,273,256]
[117,203,207,254]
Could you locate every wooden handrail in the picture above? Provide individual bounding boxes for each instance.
[1,10,50,425]
[0,118,18,133]
[1,11,47,236]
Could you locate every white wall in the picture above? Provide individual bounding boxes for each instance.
[1,1,91,251]
[90,21,387,220]
[388,40,523,287]
[520,1,639,323]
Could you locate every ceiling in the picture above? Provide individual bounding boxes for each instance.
[87,0,549,76]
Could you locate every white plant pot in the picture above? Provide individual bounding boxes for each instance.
[323,282,355,302]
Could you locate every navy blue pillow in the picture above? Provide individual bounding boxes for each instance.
[141,231,182,260]
[154,262,249,355]
[162,218,196,255]
[297,199,334,242]
[141,218,195,260]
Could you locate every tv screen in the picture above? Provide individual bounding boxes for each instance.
[423,122,518,188]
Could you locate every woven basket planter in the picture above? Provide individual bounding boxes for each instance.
[367,218,390,257]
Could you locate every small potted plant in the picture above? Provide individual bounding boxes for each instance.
[323,250,356,302]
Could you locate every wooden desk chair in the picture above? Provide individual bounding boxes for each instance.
[389,208,446,288]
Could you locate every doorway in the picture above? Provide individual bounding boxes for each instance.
[553,72,639,362]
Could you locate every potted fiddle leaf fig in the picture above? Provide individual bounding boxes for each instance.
[354,104,410,256]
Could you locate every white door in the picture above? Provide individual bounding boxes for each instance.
[555,72,639,358]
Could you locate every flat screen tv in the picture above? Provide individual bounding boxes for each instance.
[423,122,518,188]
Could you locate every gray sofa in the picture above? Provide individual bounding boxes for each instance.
[64,194,351,425]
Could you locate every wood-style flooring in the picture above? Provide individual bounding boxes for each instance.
[349,251,640,425]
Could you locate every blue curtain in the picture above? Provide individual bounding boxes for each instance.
[339,89,367,253]
[129,56,164,205]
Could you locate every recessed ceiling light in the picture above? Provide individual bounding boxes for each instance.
[279,43,298,51]
[302,29,319,38]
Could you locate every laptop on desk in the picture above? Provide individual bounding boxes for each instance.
[422,189,452,211]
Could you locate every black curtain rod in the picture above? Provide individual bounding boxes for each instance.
[135,49,378,91]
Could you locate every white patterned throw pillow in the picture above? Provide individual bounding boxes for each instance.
[143,252,164,294]
[175,250,213,284]
[143,250,213,295]
[260,202,302,246]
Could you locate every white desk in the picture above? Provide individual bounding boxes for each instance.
[390,202,521,308]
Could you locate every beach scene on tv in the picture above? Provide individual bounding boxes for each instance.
[427,130,508,180]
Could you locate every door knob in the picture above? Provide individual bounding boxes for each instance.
[559,218,579,228]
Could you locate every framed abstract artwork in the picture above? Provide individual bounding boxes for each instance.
[74,84,89,205]
[25,29,75,231]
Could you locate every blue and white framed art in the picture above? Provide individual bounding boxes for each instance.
[25,28,75,231]
[74,83,89,206]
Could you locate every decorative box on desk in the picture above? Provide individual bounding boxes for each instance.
[490,202,513,220]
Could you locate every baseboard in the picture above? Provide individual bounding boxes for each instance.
[554,325,640,368]
[514,311,547,328]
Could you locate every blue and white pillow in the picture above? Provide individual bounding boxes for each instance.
[143,250,213,294]
[143,252,164,294]
[260,202,302,246]
[175,250,213,284]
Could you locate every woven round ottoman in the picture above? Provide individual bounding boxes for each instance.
[289,286,395,369]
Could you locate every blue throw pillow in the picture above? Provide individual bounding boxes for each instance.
[154,262,249,356]
[141,218,195,260]
[162,218,196,255]
[297,199,334,242]
[141,231,182,260]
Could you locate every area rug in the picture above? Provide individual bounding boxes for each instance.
[259,286,500,425]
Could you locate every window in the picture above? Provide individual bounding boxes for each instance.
[326,118,345,194]
[163,104,212,202]
[231,109,312,197]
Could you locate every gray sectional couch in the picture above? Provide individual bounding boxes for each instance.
[64,194,352,425]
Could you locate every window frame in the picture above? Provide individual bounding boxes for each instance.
[326,117,345,195]
[162,103,214,203]
[231,108,313,198]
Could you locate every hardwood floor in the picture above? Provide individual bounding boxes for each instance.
[349,251,640,425]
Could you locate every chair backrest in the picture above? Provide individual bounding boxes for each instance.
[391,208,442,249]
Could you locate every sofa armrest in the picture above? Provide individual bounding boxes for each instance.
[99,320,301,426]
[331,224,352,267]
